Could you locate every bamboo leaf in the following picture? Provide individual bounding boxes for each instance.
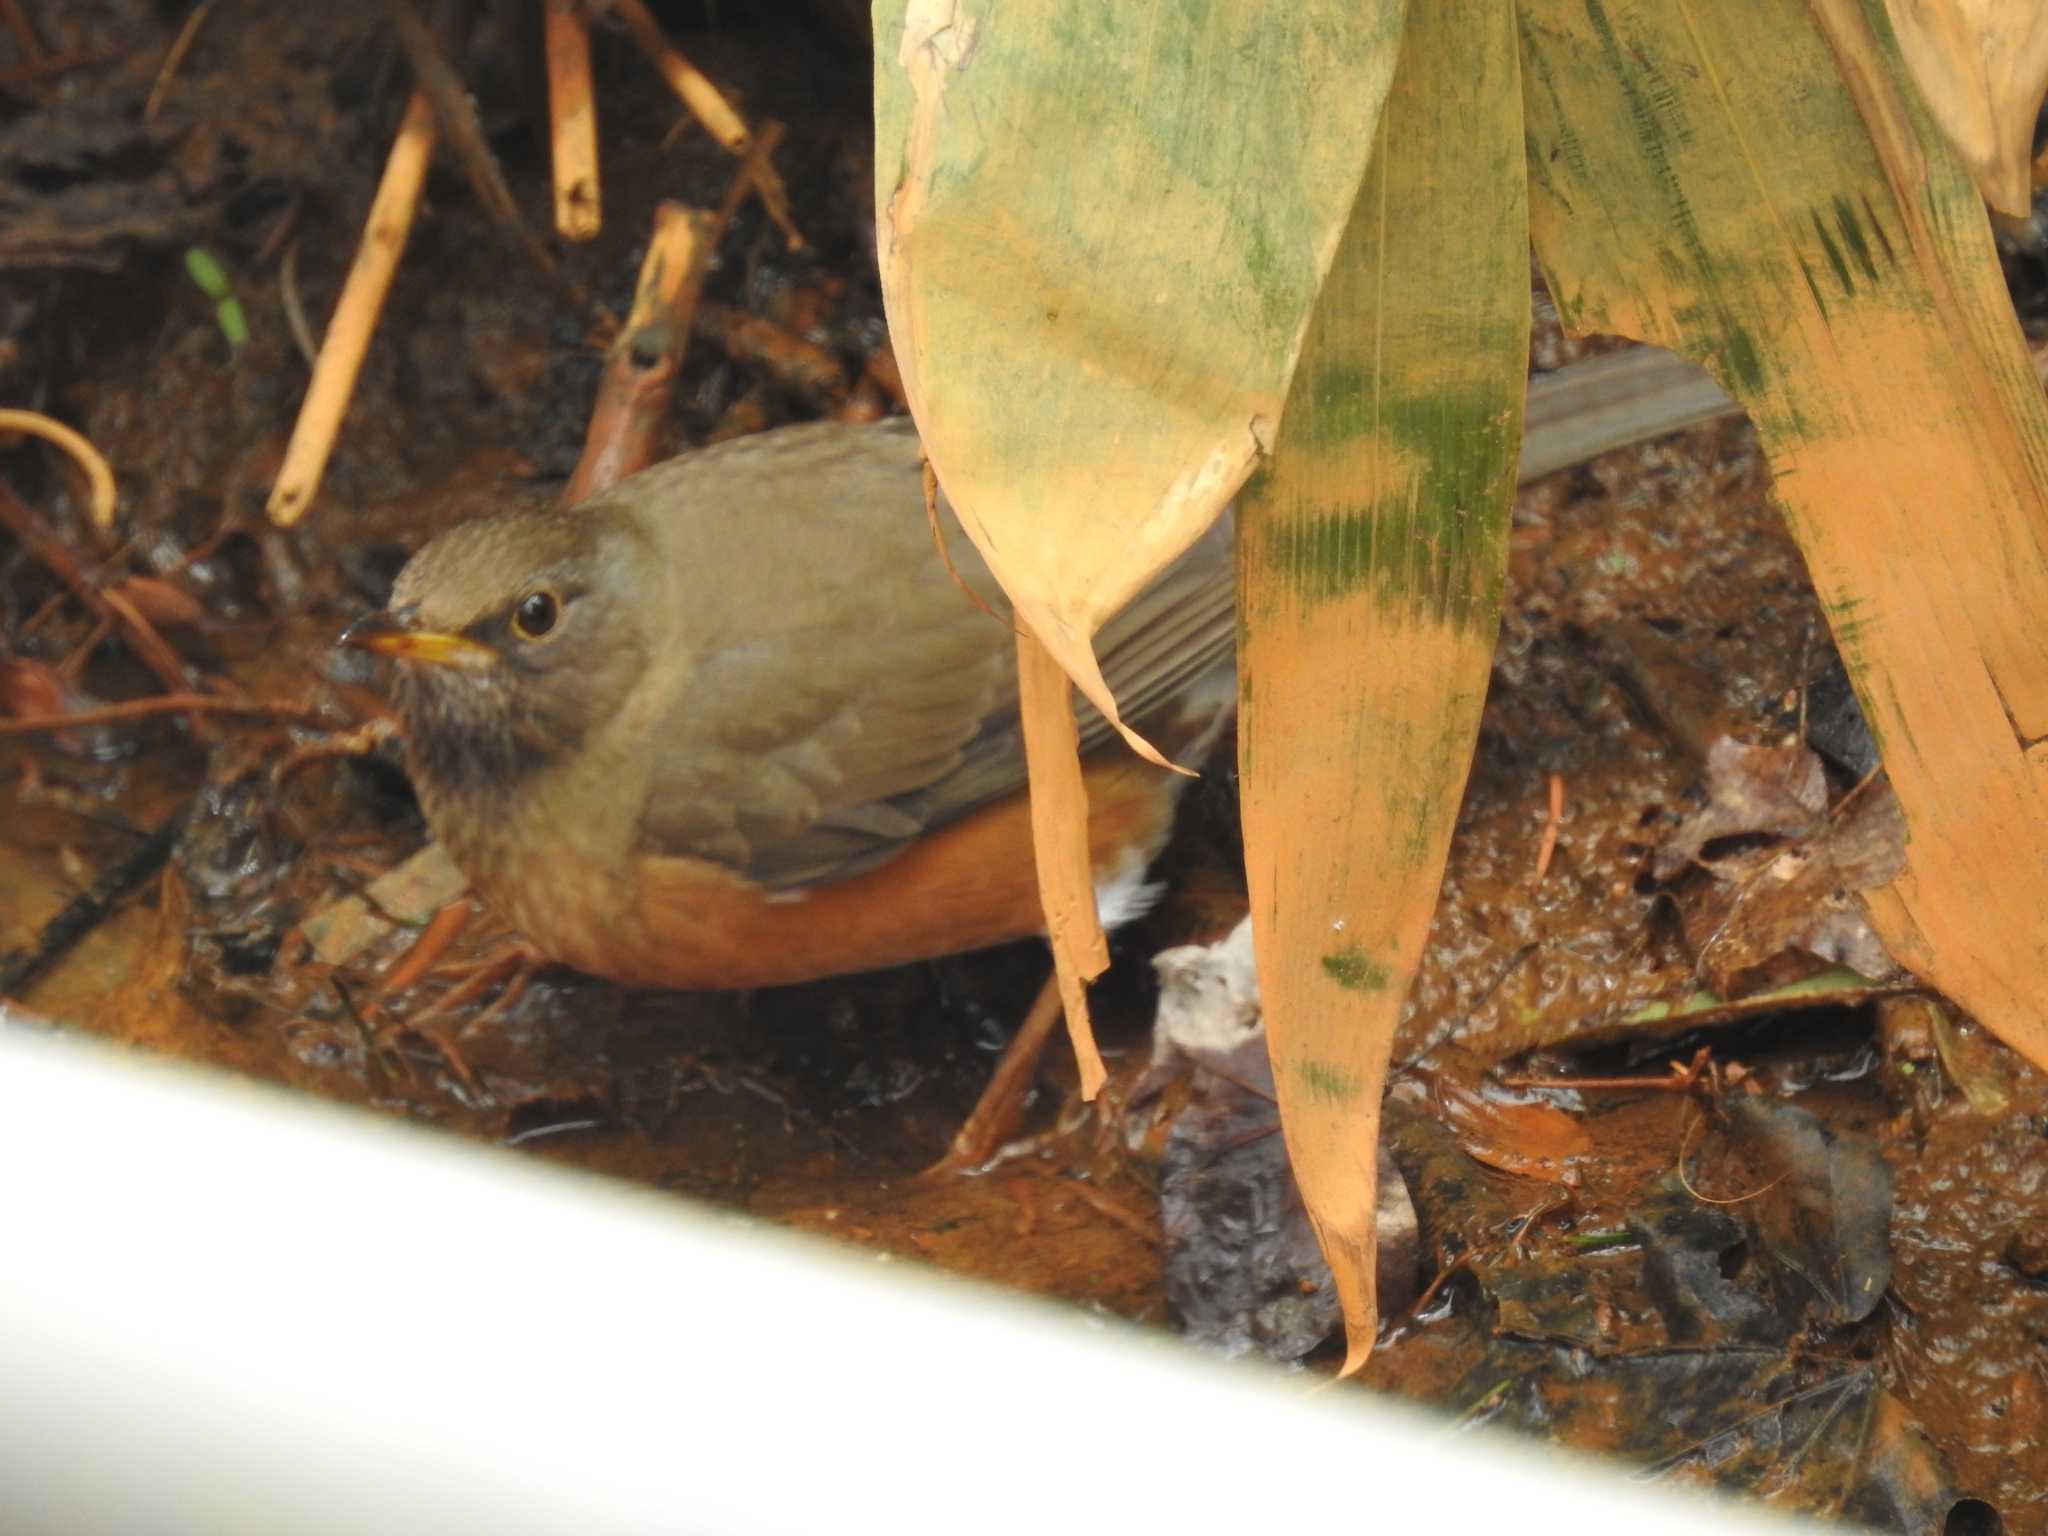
[1237,0,1528,1371]
[1880,0,2048,216]
[1519,0,2048,1067]
[873,0,1403,761]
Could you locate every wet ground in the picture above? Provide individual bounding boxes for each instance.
[5,5,2047,1531]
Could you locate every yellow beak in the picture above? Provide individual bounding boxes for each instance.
[340,611,497,669]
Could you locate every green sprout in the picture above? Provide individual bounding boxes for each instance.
[183,247,249,350]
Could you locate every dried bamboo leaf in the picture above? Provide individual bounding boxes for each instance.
[1014,623,1108,1098]
[1237,0,1527,1371]
[1519,0,2048,1070]
[1881,0,2048,216]
[872,0,1402,761]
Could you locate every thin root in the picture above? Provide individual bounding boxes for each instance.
[0,409,118,530]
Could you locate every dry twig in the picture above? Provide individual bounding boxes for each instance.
[544,0,600,240]
[0,481,193,701]
[922,972,1065,1177]
[1533,771,1564,884]
[604,0,801,247]
[143,0,219,123]
[0,693,317,735]
[267,90,438,526]
[377,897,476,997]
[383,0,585,312]
[563,124,793,503]
[605,0,746,149]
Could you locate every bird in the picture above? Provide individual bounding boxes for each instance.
[342,415,1239,996]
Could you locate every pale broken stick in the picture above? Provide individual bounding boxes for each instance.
[603,0,801,249]
[267,91,438,527]
[545,0,600,241]
[384,0,586,314]
[562,125,790,502]
[603,0,745,148]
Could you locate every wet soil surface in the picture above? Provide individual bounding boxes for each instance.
[5,5,2046,1530]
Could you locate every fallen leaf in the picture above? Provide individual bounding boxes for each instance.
[107,576,208,628]
[1726,1097,1893,1326]
[1430,1073,1591,1185]
[1675,776,1908,997]
[1654,736,1828,881]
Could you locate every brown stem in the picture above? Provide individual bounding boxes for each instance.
[562,203,717,505]
[0,480,190,700]
[0,694,317,735]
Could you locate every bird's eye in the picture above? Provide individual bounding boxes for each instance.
[512,589,561,640]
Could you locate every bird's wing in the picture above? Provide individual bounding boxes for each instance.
[626,419,1236,890]
[918,513,1238,820]
[628,421,1016,887]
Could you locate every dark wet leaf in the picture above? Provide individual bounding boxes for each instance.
[1435,1327,1967,1531]
[1628,1174,1813,1347]
[1441,1333,1797,1458]
[1840,1391,1981,1535]
[1647,1370,1966,1533]
[1486,1257,1673,1355]
[1654,736,1828,880]
[1145,921,1417,1359]
[1382,1088,1530,1245]
[1726,1097,1893,1325]
[1158,1049,1341,1361]
[1803,660,1880,780]
[1382,1089,1650,1348]
[177,769,296,909]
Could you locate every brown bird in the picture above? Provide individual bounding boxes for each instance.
[344,417,1237,993]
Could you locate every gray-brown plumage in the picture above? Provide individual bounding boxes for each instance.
[349,417,1236,989]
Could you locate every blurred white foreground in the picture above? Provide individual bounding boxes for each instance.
[0,1014,1803,1535]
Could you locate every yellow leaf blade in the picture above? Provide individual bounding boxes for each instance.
[1239,0,1528,1370]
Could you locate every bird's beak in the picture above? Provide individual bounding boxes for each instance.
[340,610,497,669]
